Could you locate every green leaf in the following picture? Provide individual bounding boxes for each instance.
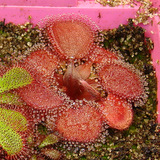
[0,108,28,132]
[39,134,58,149]
[0,121,23,156]
[0,92,22,105]
[0,67,33,93]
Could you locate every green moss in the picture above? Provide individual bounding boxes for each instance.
[0,22,41,65]
[79,156,87,160]
[131,145,137,150]
[101,156,109,160]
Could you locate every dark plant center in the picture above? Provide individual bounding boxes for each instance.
[63,63,101,101]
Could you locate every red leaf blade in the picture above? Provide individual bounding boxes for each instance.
[56,105,102,142]
[99,94,133,130]
[99,63,145,100]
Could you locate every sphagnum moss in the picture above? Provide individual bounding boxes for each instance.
[0,18,159,160]
[0,20,42,66]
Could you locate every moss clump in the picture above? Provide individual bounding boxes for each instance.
[97,19,153,70]
[0,20,42,66]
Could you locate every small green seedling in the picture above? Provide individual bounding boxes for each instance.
[39,134,59,149]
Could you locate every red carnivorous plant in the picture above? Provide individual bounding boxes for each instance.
[17,14,147,143]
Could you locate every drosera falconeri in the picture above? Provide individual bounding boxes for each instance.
[16,13,147,142]
[0,13,158,160]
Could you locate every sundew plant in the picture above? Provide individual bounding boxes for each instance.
[0,14,158,160]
